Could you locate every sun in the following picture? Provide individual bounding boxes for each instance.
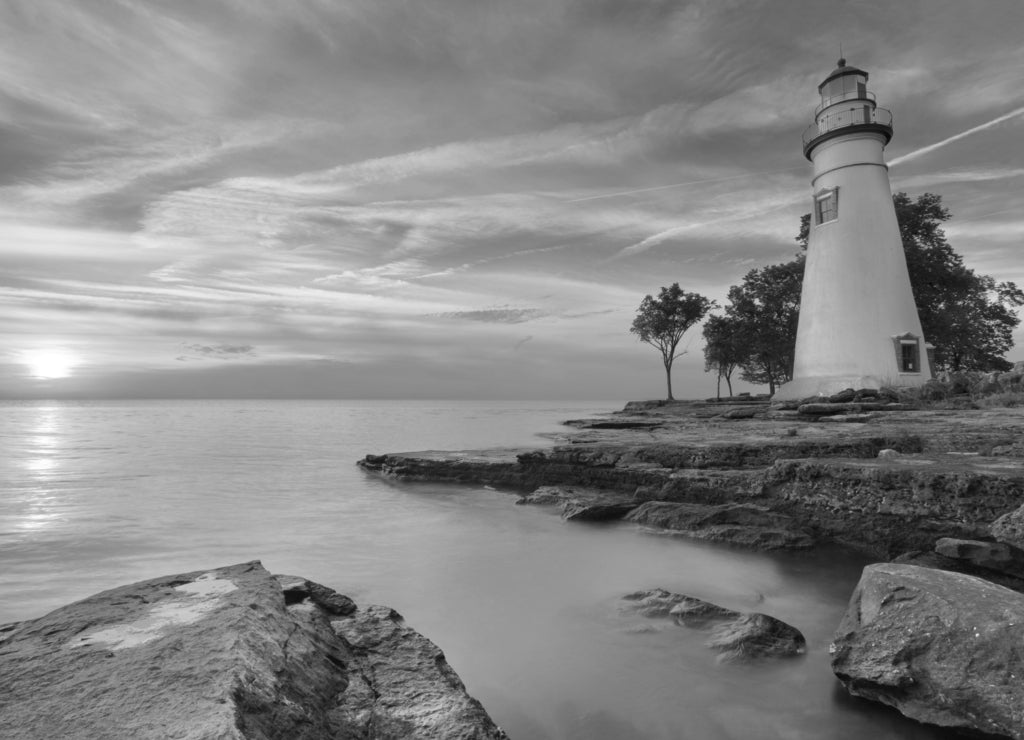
[21,348,81,379]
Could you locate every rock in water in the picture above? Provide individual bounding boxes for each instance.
[0,561,507,740]
[626,501,814,550]
[621,589,804,660]
[707,613,806,661]
[831,563,1024,739]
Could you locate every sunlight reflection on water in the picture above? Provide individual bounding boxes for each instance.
[0,400,960,740]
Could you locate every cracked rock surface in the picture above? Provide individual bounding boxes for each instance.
[0,561,506,740]
[831,563,1024,739]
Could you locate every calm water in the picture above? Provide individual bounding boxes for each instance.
[0,400,956,740]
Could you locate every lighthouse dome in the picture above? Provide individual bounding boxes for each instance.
[817,58,869,93]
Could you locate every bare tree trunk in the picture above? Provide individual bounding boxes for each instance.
[715,371,721,401]
[664,359,674,400]
[725,374,733,397]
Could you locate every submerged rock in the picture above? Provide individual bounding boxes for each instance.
[621,587,695,618]
[0,561,506,740]
[831,562,1024,739]
[706,613,806,661]
[621,589,804,661]
[516,485,638,521]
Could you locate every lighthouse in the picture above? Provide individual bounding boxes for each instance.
[777,59,931,400]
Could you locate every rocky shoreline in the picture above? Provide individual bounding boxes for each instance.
[359,398,1024,738]
[0,561,507,740]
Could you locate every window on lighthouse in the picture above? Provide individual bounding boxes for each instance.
[893,334,922,374]
[814,188,838,224]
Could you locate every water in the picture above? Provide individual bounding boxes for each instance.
[0,400,957,739]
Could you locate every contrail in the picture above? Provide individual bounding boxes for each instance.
[889,106,1024,166]
[565,166,805,203]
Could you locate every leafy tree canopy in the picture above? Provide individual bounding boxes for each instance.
[702,314,747,399]
[631,284,715,400]
[718,260,803,395]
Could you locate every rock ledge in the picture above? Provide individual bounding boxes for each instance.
[0,561,506,740]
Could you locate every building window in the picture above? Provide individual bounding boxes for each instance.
[892,333,921,373]
[814,188,838,224]
[901,343,917,372]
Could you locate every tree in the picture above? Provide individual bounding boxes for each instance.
[889,193,1023,371]
[702,314,746,399]
[720,260,803,395]
[631,284,715,400]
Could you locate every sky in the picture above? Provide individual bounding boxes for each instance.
[1,0,1023,400]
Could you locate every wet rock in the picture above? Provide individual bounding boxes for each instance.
[706,613,806,661]
[831,563,1024,739]
[562,500,638,521]
[876,448,900,459]
[277,574,357,616]
[621,589,804,660]
[934,537,1024,579]
[668,595,740,625]
[331,604,507,739]
[621,588,694,618]
[515,486,637,521]
[0,561,506,740]
[514,485,567,506]
[992,503,1024,548]
[687,524,814,550]
[891,549,1024,594]
[625,501,815,550]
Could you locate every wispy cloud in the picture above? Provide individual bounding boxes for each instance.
[1,0,1022,398]
[890,106,1024,166]
[434,308,547,324]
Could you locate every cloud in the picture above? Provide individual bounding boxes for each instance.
[177,343,256,361]
[889,106,1024,167]
[434,308,547,324]
[2,0,1023,398]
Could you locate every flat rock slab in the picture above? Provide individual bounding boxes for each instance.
[934,537,1024,579]
[626,501,815,550]
[0,561,506,740]
[831,562,1024,739]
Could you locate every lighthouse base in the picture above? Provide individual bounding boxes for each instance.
[773,373,930,402]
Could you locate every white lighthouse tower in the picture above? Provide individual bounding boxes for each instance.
[777,59,931,400]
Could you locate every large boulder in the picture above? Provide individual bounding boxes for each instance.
[831,562,1024,739]
[0,561,506,740]
[992,503,1024,549]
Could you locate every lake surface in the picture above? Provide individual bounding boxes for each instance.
[0,400,958,739]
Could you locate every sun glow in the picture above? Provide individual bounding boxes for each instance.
[21,348,81,379]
